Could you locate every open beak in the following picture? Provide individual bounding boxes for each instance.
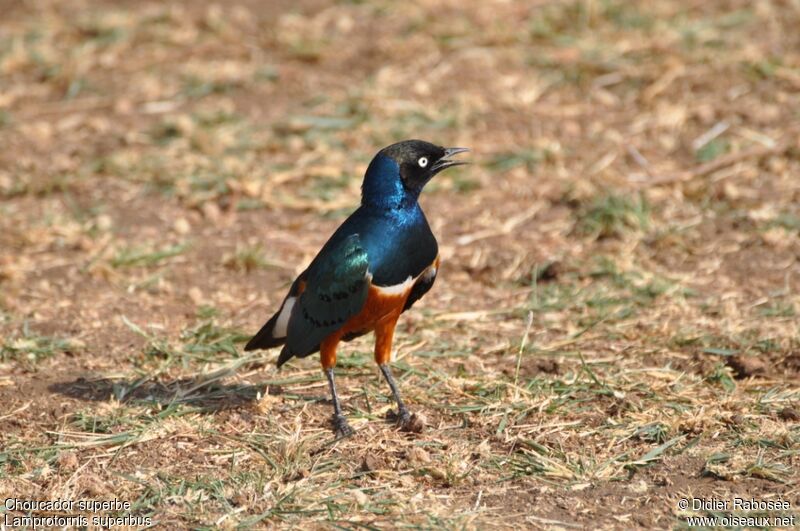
[431,147,470,174]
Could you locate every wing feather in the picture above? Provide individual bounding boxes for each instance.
[278,234,370,365]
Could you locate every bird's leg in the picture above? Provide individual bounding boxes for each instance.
[325,367,353,438]
[321,337,353,438]
[379,363,410,424]
[374,315,411,424]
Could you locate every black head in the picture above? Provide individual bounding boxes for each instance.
[380,140,470,191]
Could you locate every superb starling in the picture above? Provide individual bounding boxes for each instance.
[245,140,469,437]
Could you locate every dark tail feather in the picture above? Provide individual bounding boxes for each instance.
[244,313,285,352]
[276,346,294,368]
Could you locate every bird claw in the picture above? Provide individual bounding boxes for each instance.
[332,414,354,439]
[386,407,411,425]
[386,408,425,433]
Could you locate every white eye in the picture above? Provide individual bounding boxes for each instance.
[418,157,428,168]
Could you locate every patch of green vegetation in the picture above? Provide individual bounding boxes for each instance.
[182,76,238,98]
[633,422,669,443]
[767,212,800,231]
[705,363,736,392]
[744,459,793,483]
[122,312,249,369]
[589,257,673,301]
[76,16,129,46]
[624,435,686,471]
[425,166,477,195]
[447,172,481,193]
[704,452,792,483]
[527,256,689,342]
[0,109,11,128]
[193,109,242,127]
[180,319,250,358]
[0,176,28,198]
[275,115,357,136]
[299,174,351,201]
[111,242,190,268]
[287,39,326,62]
[149,119,183,144]
[64,77,89,99]
[235,197,267,211]
[222,243,269,272]
[575,193,650,239]
[529,0,654,42]
[528,282,581,313]
[0,444,24,474]
[186,169,235,197]
[0,174,79,198]
[485,149,544,173]
[744,58,783,80]
[695,138,729,162]
[253,65,280,83]
[195,305,219,320]
[100,154,176,193]
[527,1,590,40]
[677,8,754,50]
[1,326,79,364]
[702,347,738,356]
[333,96,370,124]
[71,409,130,434]
[386,111,459,141]
[679,328,793,358]
[752,337,780,353]
[526,52,621,86]
[758,302,795,318]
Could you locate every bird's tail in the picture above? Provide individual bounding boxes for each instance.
[244,314,298,369]
[276,346,294,368]
[243,310,286,352]
[245,273,307,364]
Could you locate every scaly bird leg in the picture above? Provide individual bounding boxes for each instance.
[325,367,353,438]
[374,315,412,425]
[379,363,411,424]
[321,336,353,438]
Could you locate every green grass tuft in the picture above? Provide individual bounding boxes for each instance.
[576,193,650,239]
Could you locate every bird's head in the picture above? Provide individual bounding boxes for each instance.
[361,140,469,209]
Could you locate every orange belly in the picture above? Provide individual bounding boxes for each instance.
[340,284,409,338]
[319,256,440,368]
[319,283,410,368]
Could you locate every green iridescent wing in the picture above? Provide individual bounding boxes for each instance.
[280,234,370,362]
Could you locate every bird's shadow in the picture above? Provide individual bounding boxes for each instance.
[48,374,287,412]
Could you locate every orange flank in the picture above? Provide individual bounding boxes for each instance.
[319,255,440,369]
[320,283,409,369]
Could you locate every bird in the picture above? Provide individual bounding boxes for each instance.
[245,140,469,437]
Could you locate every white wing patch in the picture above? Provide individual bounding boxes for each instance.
[273,297,296,338]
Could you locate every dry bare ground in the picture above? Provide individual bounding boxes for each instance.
[1,0,799,528]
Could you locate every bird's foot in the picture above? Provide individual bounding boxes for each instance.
[386,407,425,433]
[386,406,411,425]
[331,414,354,439]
